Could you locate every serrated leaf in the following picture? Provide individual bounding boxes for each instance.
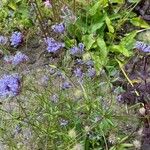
[110,0,124,3]
[90,22,104,33]
[130,17,150,29]
[8,1,17,10]
[91,52,108,72]
[105,16,114,33]
[97,37,108,59]
[110,45,130,57]
[82,34,95,50]
[88,1,101,16]
[121,143,133,147]
[120,31,137,49]
[88,0,108,16]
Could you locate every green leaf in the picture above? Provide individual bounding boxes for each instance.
[88,1,101,16]
[90,22,104,33]
[130,17,150,29]
[88,0,108,16]
[120,31,137,49]
[105,16,114,33]
[121,143,133,147]
[82,34,95,50]
[97,37,108,59]
[110,45,130,57]
[91,52,108,72]
[109,0,124,3]
[8,1,17,10]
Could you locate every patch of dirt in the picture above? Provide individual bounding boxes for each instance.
[135,0,150,22]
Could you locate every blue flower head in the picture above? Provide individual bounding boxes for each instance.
[87,67,96,78]
[62,81,72,90]
[12,52,29,65]
[45,37,65,53]
[74,68,83,78]
[135,41,150,53]
[51,23,65,33]
[75,59,84,65]
[86,60,94,67]
[10,31,23,47]
[0,74,21,97]
[70,43,84,56]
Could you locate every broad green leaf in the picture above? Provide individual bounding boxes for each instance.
[90,22,104,33]
[83,52,91,61]
[109,0,124,3]
[88,1,101,16]
[97,37,108,59]
[130,17,150,29]
[88,0,108,16]
[2,0,7,3]
[91,51,108,72]
[8,1,17,10]
[82,34,95,50]
[105,16,114,33]
[110,45,130,57]
[120,31,137,49]
[121,143,133,147]
[110,0,124,4]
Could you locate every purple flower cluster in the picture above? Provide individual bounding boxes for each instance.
[135,41,150,53]
[87,67,96,78]
[74,68,83,78]
[12,52,29,65]
[45,37,65,53]
[0,74,21,97]
[0,35,8,45]
[86,60,94,67]
[70,43,84,56]
[10,31,23,47]
[4,52,29,65]
[51,23,65,33]
[62,81,72,90]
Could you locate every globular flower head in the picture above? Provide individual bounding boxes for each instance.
[135,41,150,53]
[62,81,72,90]
[87,67,96,78]
[45,37,65,53]
[70,43,84,56]
[74,68,83,78]
[10,31,23,47]
[78,43,84,51]
[0,74,21,97]
[0,35,8,45]
[51,23,65,33]
[4,52,28,65]
[86,60,94,67]
[75,59,84,65]
[12,52,29,65]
